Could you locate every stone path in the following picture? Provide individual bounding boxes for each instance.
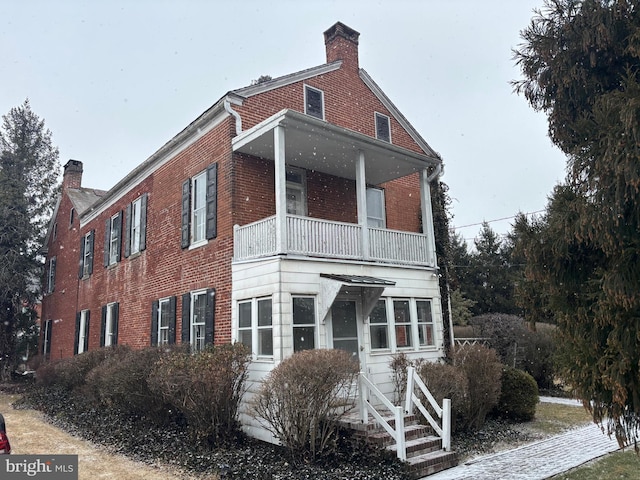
[425,398,621,480]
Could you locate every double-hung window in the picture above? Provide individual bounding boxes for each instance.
[42,319,52,359]
[293,296,316,352]
[237,297,273,357]
[369,300,389,350]
[181,289,215,352]
[304,85,324,119]
[181,164,217,248]
[125,194,147,257]
[79,230,95,278]
[416,300,435,346]
[46,257,56,294]
[101,302,119,347]
[393,300,412,349]
[286,167,307,216]
[152,297,176,346]
[104,212,122,266]
[375,112,391,143]
[366,187,386,228]
[75,310,90,354]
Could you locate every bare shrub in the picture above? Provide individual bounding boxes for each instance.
[84,346,183,423]
[148,343,250,447]
[453,344,502,430]
[252,349,359,462]
[418,362,469,433]
[389,353,427,405]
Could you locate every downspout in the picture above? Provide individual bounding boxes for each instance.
[224,99,243,135]
[426,162,443,183]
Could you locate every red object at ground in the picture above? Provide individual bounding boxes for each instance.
[0,431,10,454]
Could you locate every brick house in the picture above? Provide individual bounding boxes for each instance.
[41,22,447,445]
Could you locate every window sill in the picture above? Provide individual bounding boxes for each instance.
[189,239,208,250]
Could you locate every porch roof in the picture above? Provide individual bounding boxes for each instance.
[231,109,440,185]
[320,273,396,287]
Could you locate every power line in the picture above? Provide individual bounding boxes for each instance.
[452,210,545,231]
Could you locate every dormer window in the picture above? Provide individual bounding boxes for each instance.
[375,112,391,143]
[304,85,324,119]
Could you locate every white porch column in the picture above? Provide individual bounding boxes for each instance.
[274,125,287,254]
[420,168,437,266]
[355,150,369,260]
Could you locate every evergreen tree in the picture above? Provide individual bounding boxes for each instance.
[0,100,60,379]
[514,0,640,445]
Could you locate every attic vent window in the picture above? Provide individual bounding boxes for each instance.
[375,112,391,143]
[304,85,324,119]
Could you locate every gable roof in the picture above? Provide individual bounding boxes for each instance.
[68,188,107,215]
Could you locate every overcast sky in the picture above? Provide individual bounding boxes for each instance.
[0,0,567,242]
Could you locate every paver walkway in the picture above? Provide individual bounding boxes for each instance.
[425,397,621,480]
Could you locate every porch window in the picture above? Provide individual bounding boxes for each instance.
[286,167,307,216]
[304,85,324,119]
[369,300,389,350]
[393,300,412,348]
[293,296,315,352]
[237,297,273,357]
[375,112,391,143]
[366,187,386,228]
[417,300,435,346]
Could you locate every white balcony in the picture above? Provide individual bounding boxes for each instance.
[234,215,435,267]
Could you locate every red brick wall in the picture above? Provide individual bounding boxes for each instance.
[41,45,431,359]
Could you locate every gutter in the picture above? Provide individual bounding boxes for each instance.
[224,99,243,135]
[427,163,443,183]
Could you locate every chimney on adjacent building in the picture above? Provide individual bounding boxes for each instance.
[62,160,83,190]
[324,22,360,70]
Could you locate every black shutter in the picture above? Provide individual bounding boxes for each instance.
[78,236,85,278]
[206,164,217,240]
[112,303,119,345]
[100,305,107,347]
[205,288,215,345]
[151,300,159,346]
[168,296,177,345]
[84,311,90,352]
[74,312,81,355]
[181,293,191,344]
[104,218,111,267]
[87,230,94,275]
[124,202,132,258]
[181,180,191,248]
[140,193,148,251]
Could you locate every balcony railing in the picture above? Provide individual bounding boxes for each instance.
[234,215,434,266]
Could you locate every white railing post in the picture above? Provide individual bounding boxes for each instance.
[442,398,451,451]
[405,366,415,415]
[394,405,406,461]
[359,372,368,424]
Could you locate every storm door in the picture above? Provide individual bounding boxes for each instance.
[331,299,360,360]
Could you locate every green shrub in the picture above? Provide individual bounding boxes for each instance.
[521,328,556,390]
[417,361,469,433]
[453,344,502,431]
[148,343,250,448]
[495,366,539,421]
[252,349,359,462]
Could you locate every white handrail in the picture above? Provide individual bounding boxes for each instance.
[359,373,406,461]
[404,366,451,451]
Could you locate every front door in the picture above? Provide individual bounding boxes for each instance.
[331,299,360,361]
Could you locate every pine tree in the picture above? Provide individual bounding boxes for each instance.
[0,100,60,379]
[514,0,640,445]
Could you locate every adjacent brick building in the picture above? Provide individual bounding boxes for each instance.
[41,22,446,442]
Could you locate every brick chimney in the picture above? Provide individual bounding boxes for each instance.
[62,160,83,190]
[324,22,360,70]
